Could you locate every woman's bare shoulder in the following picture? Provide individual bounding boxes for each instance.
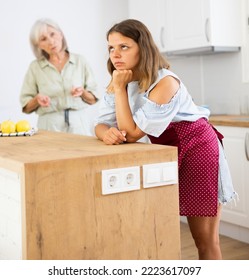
[149,75,180,104]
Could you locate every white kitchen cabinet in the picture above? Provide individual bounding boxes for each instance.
[128,0,242,54]
[129,0,167,52]
[215,126,249,228]
[165,0,242,54]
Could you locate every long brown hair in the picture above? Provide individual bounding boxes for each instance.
[106,19,170,92]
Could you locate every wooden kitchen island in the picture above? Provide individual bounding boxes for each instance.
[0,130,180,260]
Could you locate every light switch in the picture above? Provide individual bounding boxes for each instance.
[146,168,160,184]
[143,161,178,188]
[162,164,177,182]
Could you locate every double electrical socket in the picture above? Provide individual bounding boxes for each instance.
[102,166,140,195]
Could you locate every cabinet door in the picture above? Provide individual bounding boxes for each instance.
[165,0,241,52]
[216,126,249,228]
[129,0,241,54]
[128,0,167,52]
[165,0,210,51]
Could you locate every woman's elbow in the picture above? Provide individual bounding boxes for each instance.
[125,135,141,143]
[125,130,146,143]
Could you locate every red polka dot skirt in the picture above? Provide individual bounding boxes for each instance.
[148,118,222,217]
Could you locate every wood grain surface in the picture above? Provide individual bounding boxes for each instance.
[0,130,180,260]
[209,115,249,128]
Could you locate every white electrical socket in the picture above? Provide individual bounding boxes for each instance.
[125,172,135,185]
[102,166,140,195]
[107,174,119,188]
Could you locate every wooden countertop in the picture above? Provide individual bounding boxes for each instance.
[209,115,249,128]
[0,130,176,172]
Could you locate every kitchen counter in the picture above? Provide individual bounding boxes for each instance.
[0,130,180,260]
[209,115,249,127]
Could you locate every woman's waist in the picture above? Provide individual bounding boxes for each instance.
[36,97,89,115]
[149,118,219,145]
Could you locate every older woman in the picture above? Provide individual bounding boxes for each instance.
[20,18,99,135]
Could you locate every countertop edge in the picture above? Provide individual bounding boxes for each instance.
[209,115,249,128]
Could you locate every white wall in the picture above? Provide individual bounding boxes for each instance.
[1,0,248,130]
[0,0,128,127]
[169,52,249,115]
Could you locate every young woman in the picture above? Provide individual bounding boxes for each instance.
[95,19,237,260]
[20,18,99,135]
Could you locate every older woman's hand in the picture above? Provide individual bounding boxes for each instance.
[71,86,84,97]
[36,94,51,107]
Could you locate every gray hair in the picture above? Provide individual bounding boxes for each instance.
[29,18,68,59]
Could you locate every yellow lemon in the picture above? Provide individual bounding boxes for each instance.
[16,120,31,132]
[1,120,16,133]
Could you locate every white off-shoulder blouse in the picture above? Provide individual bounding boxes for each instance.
[96,68,210,137]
